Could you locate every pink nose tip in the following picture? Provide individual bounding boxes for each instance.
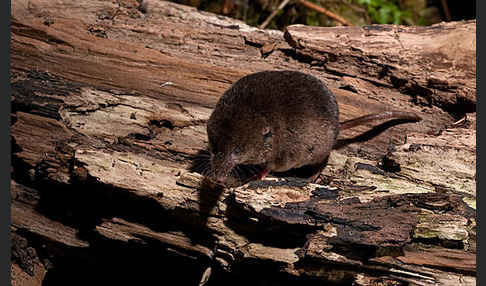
[216,176,226,184]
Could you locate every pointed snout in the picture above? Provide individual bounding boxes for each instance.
[215,175,227,185]
[209,153,235,185]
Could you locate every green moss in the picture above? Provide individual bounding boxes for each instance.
[414,212,469,241]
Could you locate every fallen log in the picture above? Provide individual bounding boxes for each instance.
[10,0,476,285]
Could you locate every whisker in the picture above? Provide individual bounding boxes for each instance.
[200,163,210,177]
[239,165,247,180]
[188,149,212,175]
[237,168,248,180]
[243,166,256,178]
[191,159,208,173]
[194,153,211,159]
[230,166,239,180]
[246,165,259,175]
[244,165,262,178]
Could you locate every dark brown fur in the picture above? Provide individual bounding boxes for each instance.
[205,70,421,186]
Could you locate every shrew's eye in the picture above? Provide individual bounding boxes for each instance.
[233,146,242,155]
[264,130,272,139]
[262,126,272,140]
[262,126,272,139]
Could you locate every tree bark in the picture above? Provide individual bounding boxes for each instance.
[10,0,476,285]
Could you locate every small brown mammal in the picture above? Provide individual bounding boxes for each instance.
[205,70,421,186]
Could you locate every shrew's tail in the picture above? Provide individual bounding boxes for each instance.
[339,111,422,131]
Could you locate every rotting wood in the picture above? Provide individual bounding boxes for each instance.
[283,21,476,116]
[10,0,475,285]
